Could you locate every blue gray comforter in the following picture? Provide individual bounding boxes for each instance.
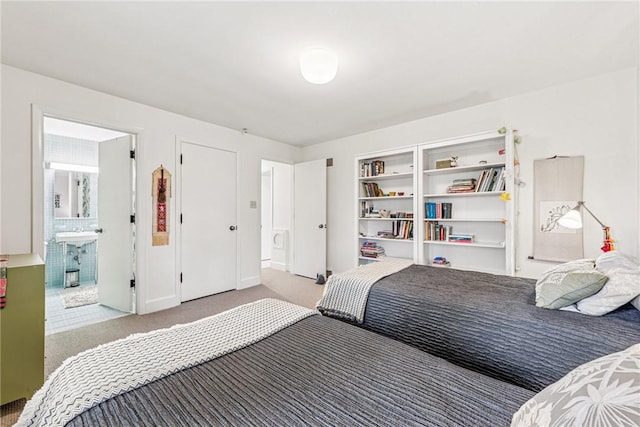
[67,315,534,426]
[355,265,640,392]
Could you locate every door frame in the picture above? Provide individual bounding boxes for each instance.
[31,105,144,313]
[261,167,273,263]
[175,138,241,300]
[259,157,295,277]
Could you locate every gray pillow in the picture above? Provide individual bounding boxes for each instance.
[536,271,608,309]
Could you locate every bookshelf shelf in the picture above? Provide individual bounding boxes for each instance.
[423,161,505,176]
[358,172,413,181]
[358,196,413,201]
[427,218,504,222]
[358,256,410,262]
[423,191,503,198]
[359,236,414,243]
[423,240,506,249]
[359,217,414,221]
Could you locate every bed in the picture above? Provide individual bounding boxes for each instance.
[317,261,640,393]
[17,299,534,427]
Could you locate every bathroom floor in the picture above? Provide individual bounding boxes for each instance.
[45,285,130,335]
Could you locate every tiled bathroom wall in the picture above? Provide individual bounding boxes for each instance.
[44,134,99,288]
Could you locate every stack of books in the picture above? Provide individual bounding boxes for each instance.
[447,178,476,193]
[432,257,451,267]
[360,241,386,258]
[448,234,475,243]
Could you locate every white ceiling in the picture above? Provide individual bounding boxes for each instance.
[2,2,638,146]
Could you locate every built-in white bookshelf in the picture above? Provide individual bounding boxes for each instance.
[418,129,516,275]
[355,147,418,265]
[354,129,516,275]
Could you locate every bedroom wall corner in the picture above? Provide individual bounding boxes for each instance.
[0,65,298,315]
[299,67,639,279]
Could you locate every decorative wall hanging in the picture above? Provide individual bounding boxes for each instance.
[152,166,172,246]
[0,257,7,309]
[533,156,584,262]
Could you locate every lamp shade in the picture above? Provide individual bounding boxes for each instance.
[300,48,338,84]
[558,208,582,229]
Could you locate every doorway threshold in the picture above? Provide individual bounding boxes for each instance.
[45,287,130,335]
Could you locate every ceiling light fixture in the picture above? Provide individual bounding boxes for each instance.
[299,47,338,84]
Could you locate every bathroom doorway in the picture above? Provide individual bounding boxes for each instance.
[41,117,135,335]
[260,160,293,272]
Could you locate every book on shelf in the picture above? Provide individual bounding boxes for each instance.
[425,202,452,219]
[425,221,451,241]
[442,203,452,219]
[360,160,385,177]
[392,220,413,239]
[448,233,475,243]
[362,182,384,197]
[475,166,505,192]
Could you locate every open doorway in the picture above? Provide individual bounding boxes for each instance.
[260,160,293,272]
[42,117,135,335]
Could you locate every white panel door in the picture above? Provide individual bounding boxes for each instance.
[181,142,237,302]
[293,159,326,279]
[97,135,134,312]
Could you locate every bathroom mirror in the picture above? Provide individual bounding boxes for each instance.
[54,170,98,218]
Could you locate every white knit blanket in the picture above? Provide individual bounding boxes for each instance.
[16,299,316,427]
[316,258,413,323]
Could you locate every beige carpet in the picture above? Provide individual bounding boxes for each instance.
[1,268,322,425]
[59,285,98,309]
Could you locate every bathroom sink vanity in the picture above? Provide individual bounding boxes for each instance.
[55,231,100,287]
[55,230,100,247]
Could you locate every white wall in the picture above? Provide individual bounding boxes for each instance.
[300,67,639,279]
[1,65,298,314]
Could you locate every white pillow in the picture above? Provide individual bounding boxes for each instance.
[511,343,640,427]
[575,252,640,316]
[632,295,640,312]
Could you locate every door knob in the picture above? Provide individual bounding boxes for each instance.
[319,224,326,229]
[94,228,103,233]
[229,226,236,231]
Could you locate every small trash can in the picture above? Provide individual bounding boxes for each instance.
[65,268,80,288]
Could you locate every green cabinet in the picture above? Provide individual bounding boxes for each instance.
[0,254,45,405]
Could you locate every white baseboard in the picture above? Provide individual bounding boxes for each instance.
[139,294,180,314]
[270,261,288,271]
[238,275,260,289]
